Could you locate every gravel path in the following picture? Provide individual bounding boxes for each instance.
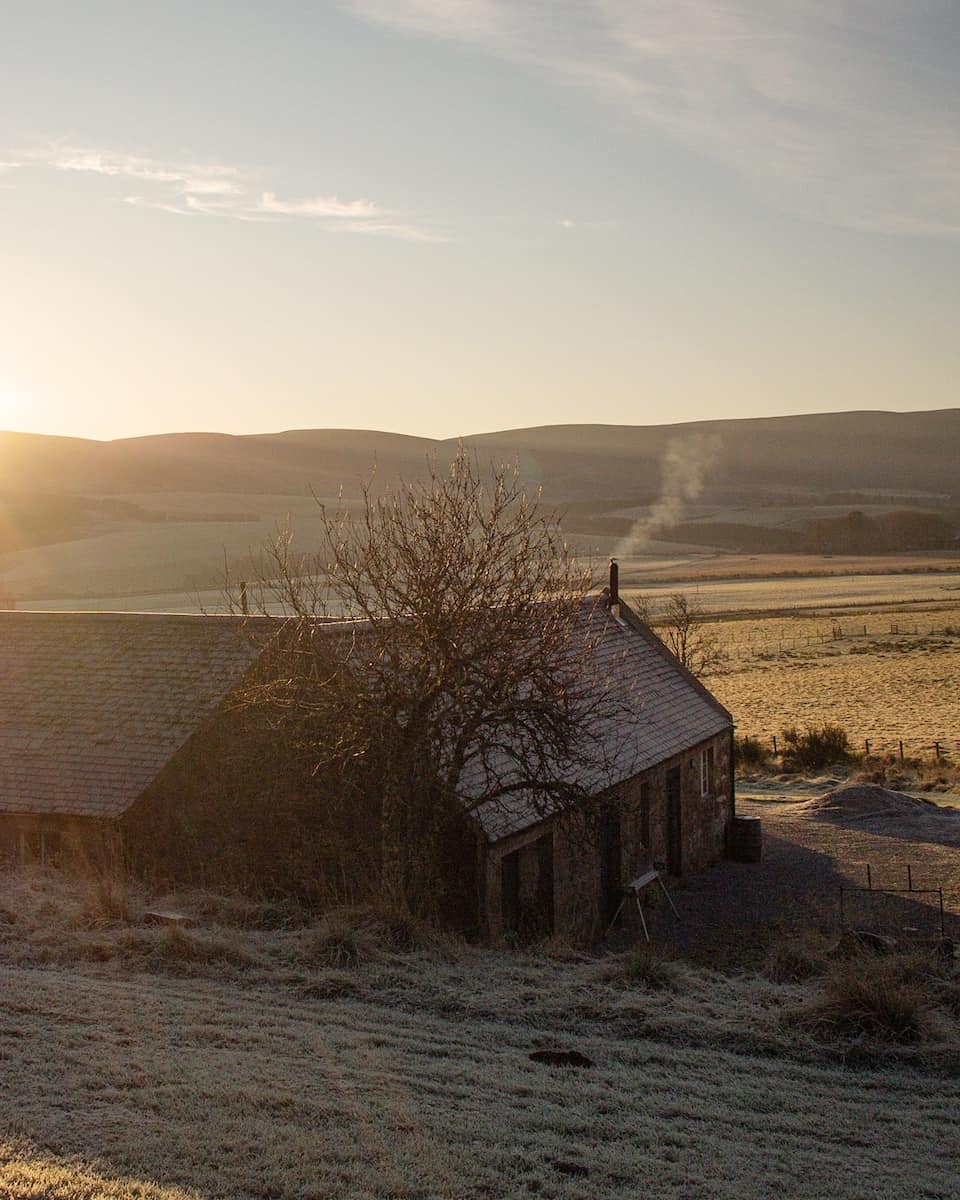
[650,797,960,960]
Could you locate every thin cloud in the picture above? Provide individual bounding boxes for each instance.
[258,191,383,219]
[343,0,960,238]
[338,219,450,242]
[123,194,198,217]
[32,145,244,194]
[17,144,444,241]
[347,0,509,40]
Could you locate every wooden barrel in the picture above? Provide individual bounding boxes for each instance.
[731,815,762,863]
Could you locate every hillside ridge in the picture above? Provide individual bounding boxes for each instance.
[2,408,958,499]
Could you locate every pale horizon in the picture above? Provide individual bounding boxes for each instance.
[5,403,960,447]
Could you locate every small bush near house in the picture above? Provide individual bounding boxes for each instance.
[734,733,770,769]
[779,724,854,771]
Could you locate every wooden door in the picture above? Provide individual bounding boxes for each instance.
[600,804,623,925]
[666,766,683,876]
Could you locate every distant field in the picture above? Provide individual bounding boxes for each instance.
[624,565,960,613]
[0,493,362,604]
[702,601,960,760]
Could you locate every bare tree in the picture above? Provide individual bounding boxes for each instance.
[230,449,615,917]
[637,591,726,678]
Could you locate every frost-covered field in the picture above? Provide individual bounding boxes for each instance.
[1,870,958,1200]
[703,602,960,761]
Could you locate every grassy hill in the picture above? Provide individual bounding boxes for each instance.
[1,410,958,604]
[2,410,958,500]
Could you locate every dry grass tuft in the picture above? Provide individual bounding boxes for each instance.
[528,934,596,963]
[0,1137,196,1200]
[78,875,135,928]
[294,903,448,970]
[298,915,377,969]
[600,943,676,990]
[154,889,303,930]
[794,954,929,1045]
[763,932,832,983]
[298,971,363,1000]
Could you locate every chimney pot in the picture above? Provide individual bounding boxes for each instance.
[609,559,620,616]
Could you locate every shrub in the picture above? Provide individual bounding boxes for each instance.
[779,724,853,771]
[797,956,927,1044]
[734,734,770,769]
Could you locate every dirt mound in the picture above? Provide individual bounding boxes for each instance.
[797,785,943,822]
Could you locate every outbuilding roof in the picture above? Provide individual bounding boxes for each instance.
[0,611,261,818]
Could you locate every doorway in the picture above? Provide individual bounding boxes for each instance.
[666,766,683,875]
[600,804,623,925]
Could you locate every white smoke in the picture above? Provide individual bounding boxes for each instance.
[614,433,722,558]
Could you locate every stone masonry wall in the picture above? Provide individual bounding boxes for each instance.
[481,729,734,943]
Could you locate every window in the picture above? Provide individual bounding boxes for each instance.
[700,746,716,797]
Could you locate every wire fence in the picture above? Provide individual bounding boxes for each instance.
[722,618,959,659]
[750,733,960,766]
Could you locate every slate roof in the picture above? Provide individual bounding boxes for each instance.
[0,612,263,818]
[0,602,732,839]
[466,599,733,841]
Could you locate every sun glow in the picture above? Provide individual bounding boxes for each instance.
[0,387,39,434]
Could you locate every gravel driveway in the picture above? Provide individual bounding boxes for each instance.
[648,796,960,961]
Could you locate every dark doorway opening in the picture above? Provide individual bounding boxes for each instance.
[501,848,521,934]
[666,766,683,875]
[600,804,623,925]
[500,834,555,940]
[639,781,651,855]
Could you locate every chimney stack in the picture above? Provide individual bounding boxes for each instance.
[609,559,620,617]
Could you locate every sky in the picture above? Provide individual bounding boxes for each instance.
[1,0,960,442]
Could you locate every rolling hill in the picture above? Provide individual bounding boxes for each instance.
[1,409,958,501]
[0,410,958,604]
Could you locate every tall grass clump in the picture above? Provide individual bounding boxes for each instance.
[795,955,928,1045]
[600,944,676,990]
[763,932,831,983]
[295,904,443,969]
[779,724,853,771]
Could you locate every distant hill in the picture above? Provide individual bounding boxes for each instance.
[463,410,960,501]
[1,410,958,603]
[2,409,958,501]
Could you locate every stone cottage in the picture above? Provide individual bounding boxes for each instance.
[0,587,734,940]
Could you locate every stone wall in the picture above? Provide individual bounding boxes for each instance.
[480,729,734,943]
